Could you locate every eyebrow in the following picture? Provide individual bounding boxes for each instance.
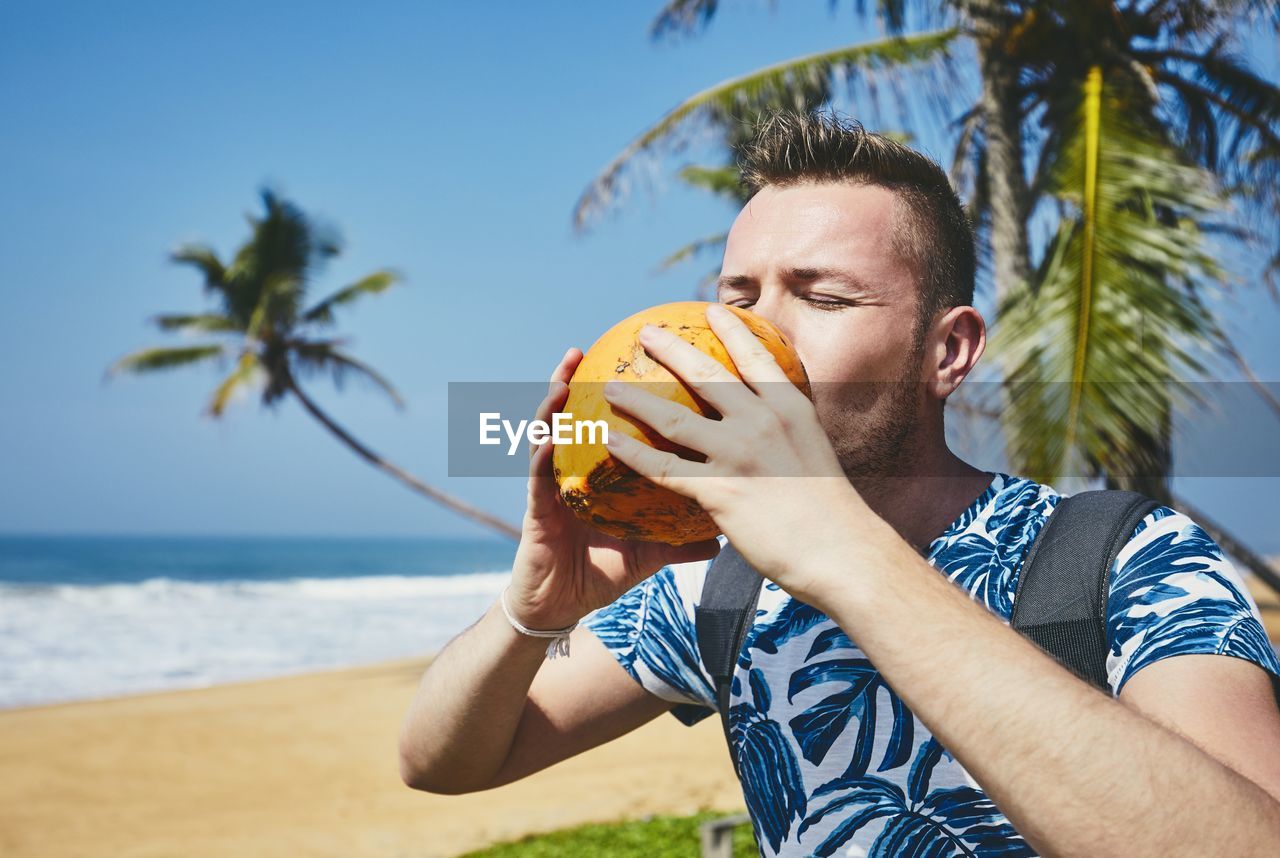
[716,266,878,296]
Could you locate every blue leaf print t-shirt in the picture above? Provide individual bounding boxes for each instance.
[580,472,1280,858]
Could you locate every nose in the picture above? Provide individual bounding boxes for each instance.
[747,287,799,353]
[741,289,810,379]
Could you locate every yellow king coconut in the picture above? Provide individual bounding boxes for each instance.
[553,301,811,544]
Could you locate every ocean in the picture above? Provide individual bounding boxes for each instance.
[0,535,519,709]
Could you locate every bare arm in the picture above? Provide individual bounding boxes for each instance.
[397,606,674,794]
[809,507,1280,857]
[396,597,558,794]
[397,348,719,795]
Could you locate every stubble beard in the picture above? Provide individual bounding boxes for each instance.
[819,334,927,495]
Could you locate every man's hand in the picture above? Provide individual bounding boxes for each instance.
[507,347,721,630]
[601,302,870,602]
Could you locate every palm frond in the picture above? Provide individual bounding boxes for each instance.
[649,0,719,41]
[1140,45,1280,290]
[1140,46,1280,167]
[572,29,960,231]
[654,231,729,273]
[991,67,1231,484]
[221,187,342,324]
[104,344,227,379]
[1066,65,1105,449]
[170,244,229,298]
[245,271,300,341]
[675,163,748,202]
[300,269,403,326]
[290,340,405,409]
[205,351,263,418]
[148,313,242,334]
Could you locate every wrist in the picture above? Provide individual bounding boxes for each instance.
[497,585,582,659]
[498,585,578,631]
[503,592,586,631]
[788,490,895,612]
[484,597,570,655]
[509,551,592,629]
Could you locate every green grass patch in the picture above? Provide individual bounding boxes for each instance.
[457,809,759,857]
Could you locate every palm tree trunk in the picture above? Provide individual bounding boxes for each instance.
[283,374,522,540]
[976,40,1032,305]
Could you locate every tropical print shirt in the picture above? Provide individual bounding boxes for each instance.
[581,471,1280,857]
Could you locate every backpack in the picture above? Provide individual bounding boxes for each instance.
[694,489,1280,781]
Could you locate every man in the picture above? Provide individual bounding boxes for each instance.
[399,110,1280,856]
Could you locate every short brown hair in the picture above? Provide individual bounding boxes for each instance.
[737,109,976,338]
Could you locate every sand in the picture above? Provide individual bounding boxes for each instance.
[2,574,1276,858]
[0,656,744,858]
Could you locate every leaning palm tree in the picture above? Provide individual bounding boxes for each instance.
[572,0,1280,590]
[105,187,520,540]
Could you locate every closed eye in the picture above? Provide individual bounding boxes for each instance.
[725,295,854,311]
[802,295,854,310]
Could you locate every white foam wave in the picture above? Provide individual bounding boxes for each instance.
[0,570,514,606]
[0,571,513,709]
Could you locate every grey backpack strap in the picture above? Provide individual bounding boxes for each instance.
[1011,489,1159,692]
[695,541,765,781]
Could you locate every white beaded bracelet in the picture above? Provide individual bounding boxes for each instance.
[499,585,579,660]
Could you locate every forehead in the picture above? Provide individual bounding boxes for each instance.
[723,182,912,289]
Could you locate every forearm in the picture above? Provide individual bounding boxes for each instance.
[398,595,556,793]
[809,513,1280,857]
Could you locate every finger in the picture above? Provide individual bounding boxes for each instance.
[551,347,582,387]
[526,426,567,519]
[529,346,579,466]
[526,439,558,512]
[528,381,570,476]
[602,380,719,455]
[529,379,569,464]
[705,303,795,404]
[604,430,705,498]
[636,324,757,416]
[526,348,583,516]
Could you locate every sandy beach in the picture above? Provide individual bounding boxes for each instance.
[2,575,1276,858]
[0,656,743,858]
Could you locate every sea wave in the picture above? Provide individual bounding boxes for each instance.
[0,570,514,710]
[0,570,514,605]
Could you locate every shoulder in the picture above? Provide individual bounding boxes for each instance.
[578,552,721,720]
[1109,504,1257,615]
[1106,503,1280,695]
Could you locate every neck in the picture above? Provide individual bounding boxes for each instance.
[851,442,994,555]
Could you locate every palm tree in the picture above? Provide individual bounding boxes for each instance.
[571,0,1280,591]
[104,187,520,540]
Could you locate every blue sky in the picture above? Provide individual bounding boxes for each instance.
[2,1,1278,549]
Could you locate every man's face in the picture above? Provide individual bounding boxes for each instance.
[716,181,928,478]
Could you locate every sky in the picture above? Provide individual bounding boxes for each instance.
[2,1,1278,549]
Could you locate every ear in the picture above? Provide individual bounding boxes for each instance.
[925,306,985,401]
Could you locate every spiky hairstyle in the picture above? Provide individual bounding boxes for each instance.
[738,109,977,333]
